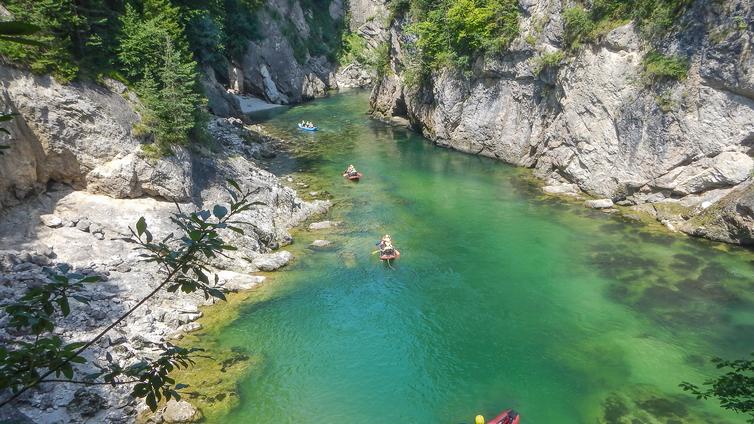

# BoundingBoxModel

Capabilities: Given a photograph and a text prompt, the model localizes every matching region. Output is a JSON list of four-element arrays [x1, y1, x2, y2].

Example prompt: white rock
[[308, 220, 341, 230], [40, 214, 63, 228], [215, 270, 266, 291], [657, 152, 754, 195], [542, 185, 579, 196], [584, 199, 614, 209], [252, 251, 293, 271], [158, 400, 202, 423], [310, 239, 332, 248]]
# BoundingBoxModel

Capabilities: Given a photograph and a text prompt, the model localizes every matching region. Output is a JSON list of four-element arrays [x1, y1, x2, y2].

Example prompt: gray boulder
[[252, 251, 294, 271], [310, 239, 333, 248], [67, 388, 107, 417], [585, 199, 614, 209], [40, 214, 63, 228], [157, 400, 202, 424]]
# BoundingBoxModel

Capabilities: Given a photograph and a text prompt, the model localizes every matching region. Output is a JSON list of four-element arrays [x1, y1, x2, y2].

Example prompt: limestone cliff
[[205, 0, 346, 108], [370, 0, 754, 245], [0, 61, 328, 422]]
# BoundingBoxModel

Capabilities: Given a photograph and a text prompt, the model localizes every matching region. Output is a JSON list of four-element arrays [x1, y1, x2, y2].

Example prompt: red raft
[[488, 409, 520, 424], [379, 249, 400, 261], [343, 172, 362, 181]]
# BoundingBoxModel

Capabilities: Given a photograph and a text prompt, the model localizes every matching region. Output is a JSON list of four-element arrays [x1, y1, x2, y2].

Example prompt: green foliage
[[642, 51, 688, 80], [280, 0, 346, 64], [339, 32, 371, 66], [374, 42, 392, 77], [680, 353, 754, 423], [117, 1, 204, 149], [562, 0, 693, 50], [531, 50, 564, 75], [563, 6, 594, 50], [387, 0, 517, 77], [0, 265, 98, 392], [0, 0, 266, 151], [339, 32, 391, 78], [406, 0, 518, 76], [0, 182, 260, 411]]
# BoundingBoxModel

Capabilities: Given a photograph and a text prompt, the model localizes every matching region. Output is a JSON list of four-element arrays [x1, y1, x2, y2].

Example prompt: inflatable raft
[[343, 172, 362, 181], [488, 409, 520, 424], [380, 249, 400, 261], [298, 124, 318, 131]]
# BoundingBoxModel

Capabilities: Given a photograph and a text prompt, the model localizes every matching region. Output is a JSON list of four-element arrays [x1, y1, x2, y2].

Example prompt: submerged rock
[[310, 239, 333, 248], [585, 199, 614, 209], [308, 220, 341, 230]]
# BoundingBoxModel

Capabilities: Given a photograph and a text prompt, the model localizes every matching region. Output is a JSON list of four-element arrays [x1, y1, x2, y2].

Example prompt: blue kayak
[[298, 124, 318, 131]]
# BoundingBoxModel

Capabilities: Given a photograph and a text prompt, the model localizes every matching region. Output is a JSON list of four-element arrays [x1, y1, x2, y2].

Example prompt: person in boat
[[376, 234, 392, 249], [380, 240, 396, 256], [343, 164, 358, 176]]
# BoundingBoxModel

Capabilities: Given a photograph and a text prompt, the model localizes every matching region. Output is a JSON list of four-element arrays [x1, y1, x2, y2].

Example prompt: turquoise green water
[[212, 91, 754, 423]]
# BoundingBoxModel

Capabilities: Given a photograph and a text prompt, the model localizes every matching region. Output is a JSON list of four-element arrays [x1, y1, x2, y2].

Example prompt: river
[[198, 91, 753, 423]]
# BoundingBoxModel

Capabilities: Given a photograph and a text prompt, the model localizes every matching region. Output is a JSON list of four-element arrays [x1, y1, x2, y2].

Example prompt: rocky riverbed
[[0, 63, 331, 423]]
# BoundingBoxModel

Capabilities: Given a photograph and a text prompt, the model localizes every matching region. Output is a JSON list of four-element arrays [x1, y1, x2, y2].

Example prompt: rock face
[[0, 57, 329, 423], [236, 0, 343, 104], [0, 65, 191, 208], [370, 0, 754, 244]]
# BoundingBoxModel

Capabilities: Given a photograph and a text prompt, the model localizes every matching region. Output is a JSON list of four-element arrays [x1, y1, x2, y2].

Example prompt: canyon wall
[[370, 0, 754, 244]]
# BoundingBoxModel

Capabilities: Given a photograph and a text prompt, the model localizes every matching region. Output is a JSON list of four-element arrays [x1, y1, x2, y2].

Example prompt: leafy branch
[[680, 353, 754, 423], [0, 180, 261, 412]]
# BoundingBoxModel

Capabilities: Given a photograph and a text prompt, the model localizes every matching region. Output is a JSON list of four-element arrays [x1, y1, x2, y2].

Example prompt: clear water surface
[[207, 91, 753, 423]]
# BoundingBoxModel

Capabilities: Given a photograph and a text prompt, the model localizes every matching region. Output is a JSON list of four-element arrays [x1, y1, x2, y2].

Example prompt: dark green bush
[[409, 0, 519, 74], [0, 0, 267, 151], [563, 0, 693, 49]]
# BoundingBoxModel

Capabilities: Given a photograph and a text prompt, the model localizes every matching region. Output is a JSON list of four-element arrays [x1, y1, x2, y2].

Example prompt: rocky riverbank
[[369, 0, 754, 246], [0, 62, 329, 422]]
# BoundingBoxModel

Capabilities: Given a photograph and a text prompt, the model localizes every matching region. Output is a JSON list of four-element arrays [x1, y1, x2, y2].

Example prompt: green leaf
[[72, 295, 90, 304], [227, 179, 241, 192], [81, 275, 101, 283], [213, 205, 228, 219], [145, 392, 157, 411], [58, 296, 70, 316], [136, 217, 147, 237], [189, 230, 202, 241], [61, 364, 74, 379], [228, 226, 244, 235]]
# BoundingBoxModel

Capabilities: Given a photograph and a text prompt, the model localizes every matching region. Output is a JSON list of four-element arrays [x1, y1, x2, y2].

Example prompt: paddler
[[376, 234, 392, 249], [343, 164, 357, 176]]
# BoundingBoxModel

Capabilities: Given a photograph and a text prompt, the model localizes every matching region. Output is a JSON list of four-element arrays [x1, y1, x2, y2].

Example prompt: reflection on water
[[201, 91, 752, 423]]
